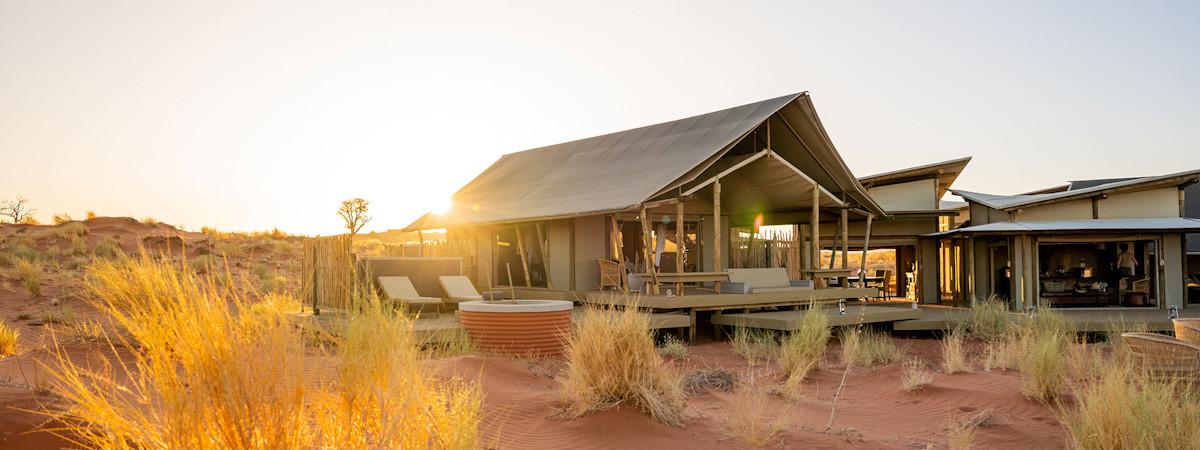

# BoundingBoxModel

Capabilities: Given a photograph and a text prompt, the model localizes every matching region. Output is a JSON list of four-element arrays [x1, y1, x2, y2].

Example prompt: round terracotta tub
[[458, 300, 573, 356]]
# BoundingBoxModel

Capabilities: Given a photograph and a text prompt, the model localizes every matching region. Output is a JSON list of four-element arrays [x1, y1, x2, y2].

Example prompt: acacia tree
[[337, 198, 370, 237], [0, 197, 35, 224]]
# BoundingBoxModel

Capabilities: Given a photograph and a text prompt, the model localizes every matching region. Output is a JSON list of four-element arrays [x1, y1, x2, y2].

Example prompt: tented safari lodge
[[394, 92, 1200, 335]]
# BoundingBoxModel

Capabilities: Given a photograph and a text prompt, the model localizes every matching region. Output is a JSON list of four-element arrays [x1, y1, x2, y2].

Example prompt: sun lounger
[[1173, 318, 1200, 346], [1121, 332, 1200, 382], [438, 275, 485, 303], [378, 276, 442, 318]]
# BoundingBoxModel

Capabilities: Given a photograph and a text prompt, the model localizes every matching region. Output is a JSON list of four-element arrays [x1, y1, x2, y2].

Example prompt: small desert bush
[[722, 382, 790, 447], [140, 217, 159, 225], [900, 359, 934, 392], [15, 258, 43, 296], [0, 321, 18, 356], [56, 221, 87, 238], [779, 305, 830, 388], [68, 234, 88, 255], [42, 306, 76, 325], [1018, 311, 1070, 403], [0, 241, 37, 266], [982, 334, 1022, 372], [839, 327, 902, 367], [92, 236, 122, 259], [941, 327, 970, 374], [215, 239, 242, 257], [188, 253, 222, 274], [1061, 361, 1200, 449], [52, 213, 72, 224], [658, 334, 688, 359], [560, 303, 685, 426], [85, 211, 97, 220], [967, 296, 1011, 341], [732, 325, 776, 364], [47, 255, 482, 449]]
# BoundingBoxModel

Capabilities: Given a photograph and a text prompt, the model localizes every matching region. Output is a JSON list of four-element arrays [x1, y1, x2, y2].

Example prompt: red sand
[[431, 339, 1068, 449]]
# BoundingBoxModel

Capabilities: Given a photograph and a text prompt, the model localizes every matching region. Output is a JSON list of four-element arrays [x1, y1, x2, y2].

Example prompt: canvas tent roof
[[952, 169, 1200, 211], [926, 217, 1200, 237], [405, 93, 884, 231], [858, 156, 971, 200]]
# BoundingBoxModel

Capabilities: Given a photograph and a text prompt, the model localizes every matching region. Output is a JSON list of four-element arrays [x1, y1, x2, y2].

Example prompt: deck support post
[[859, 214, 874, 289], [840, 208, 849, 289], [810, 186, 820, 285], [514, 225, 532, 288], [640, 206, 660, 295], [713, 180, 723, 293], [610, 215, 628, 292], [569, 219, 576, 291], [688, 309, 697, 343], [675, 200, 685, 295], [535, 222, 553, 290]]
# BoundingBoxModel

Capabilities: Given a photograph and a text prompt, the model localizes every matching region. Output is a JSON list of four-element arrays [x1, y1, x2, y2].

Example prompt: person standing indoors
[[1117, 243, 1138, 278]]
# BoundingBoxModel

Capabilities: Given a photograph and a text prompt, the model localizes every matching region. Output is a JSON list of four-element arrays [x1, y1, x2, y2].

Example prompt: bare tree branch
[[0, 196, 35, 224], [337, 198, 370, 238]]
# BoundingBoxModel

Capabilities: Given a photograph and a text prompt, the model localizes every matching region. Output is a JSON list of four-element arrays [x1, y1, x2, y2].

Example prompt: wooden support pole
[[675, 200, 685, 295], [810, 186, 820, 285], [535, 222, 553, 290], [840, 208, 849, 289], [514, 224, 532, 288], [858, 214, 874, 288], [713, 180, 723, 294], [639, 206, 660, 294], [610, 215, 627, 292], [569, 219, 576, 291], [417, 230, 425, 257], [827, 223, 838, 270]]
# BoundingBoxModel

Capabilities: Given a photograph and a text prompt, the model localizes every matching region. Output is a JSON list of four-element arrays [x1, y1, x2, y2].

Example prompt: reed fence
[[302, 235, 354, 312]]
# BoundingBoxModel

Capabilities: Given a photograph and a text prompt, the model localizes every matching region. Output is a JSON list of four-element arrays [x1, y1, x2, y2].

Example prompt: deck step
[[712, 305, 922, 330]]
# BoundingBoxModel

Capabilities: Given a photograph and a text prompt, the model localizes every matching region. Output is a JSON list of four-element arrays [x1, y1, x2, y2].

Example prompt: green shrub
[[658, 335, 688, 359], [57, 222, 88, 239], [967, 296, 1011, 341], [93, 237, 123, 259]]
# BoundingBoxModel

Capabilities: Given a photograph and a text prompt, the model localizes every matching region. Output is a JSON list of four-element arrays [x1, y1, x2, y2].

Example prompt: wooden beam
[[714, 180, 723, 293], [514, 224, 532, 288], [858, 214, 874, 288], [569, 219, 576, 291], [676, 201, 684, 294], [640, 206, 660, 294], [810, 186, 820, 284], [611, 215, 627, 292], [840, 208, 849, 288], [535, 222, 553, 290]]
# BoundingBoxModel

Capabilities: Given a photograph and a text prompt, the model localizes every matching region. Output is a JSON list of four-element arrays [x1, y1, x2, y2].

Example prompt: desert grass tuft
[[92, 236, 122, 259], [982, 334, 1022, 372], [1061, 361, 1200, 450], [15, 258, 43, 296], [721, 380, 790, 447], [658, 334, 688, 359], [966, 296, 1011, 341], [839, 327, 902, 367], [779, 305, 830, 391], [45, 255, 481, 449], [900, 359, 934, 392], [732, 324, 777, 365], [941, 327, 971, 374], [0, 321, 18, 356], [560, 301, 685, 426], [1017, 309, 1070, 403]]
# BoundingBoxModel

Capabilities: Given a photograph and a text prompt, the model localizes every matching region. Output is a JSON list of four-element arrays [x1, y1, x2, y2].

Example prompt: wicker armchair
[[1121, 332, 1200, 381], [598, 259, 623, 291], [1173, 319, 1200, 346]]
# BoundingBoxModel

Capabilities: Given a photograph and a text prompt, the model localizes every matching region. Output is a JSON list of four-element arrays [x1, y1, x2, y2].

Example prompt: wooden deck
[[893, 306, 1200, 332], [580, 288, 877, 311], [290, 307, 690, 343], [713, 303, 921, 330]]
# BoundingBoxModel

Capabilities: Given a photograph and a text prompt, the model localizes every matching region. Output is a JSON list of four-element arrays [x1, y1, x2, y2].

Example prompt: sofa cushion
[[727, 268, 791, 290]]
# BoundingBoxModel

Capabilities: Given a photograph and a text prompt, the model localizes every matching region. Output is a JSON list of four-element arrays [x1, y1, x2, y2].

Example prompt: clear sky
[[2, 1, 1197, 235]]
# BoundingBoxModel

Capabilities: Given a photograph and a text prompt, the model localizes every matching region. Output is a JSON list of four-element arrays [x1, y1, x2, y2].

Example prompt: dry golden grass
[[658, 334, 689, 359], [1018, 310, 1070, 403], [941, 327, 970, 374], [981, 334, 1022, 372], [839, 327, 902, 367], [966, 296, 1011, 341], [44, 255, 481, 449], [732, 324, 776, 365], [1061, 359, 1200, 449], [560, 301, 685, 426], [900, 359, 933, 392], [14, 258, 42, 296], [0, 320, 18, 356], [779, 305, 830, 390], [721, 382, 790, 447], [92, 236, 122, 259]]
